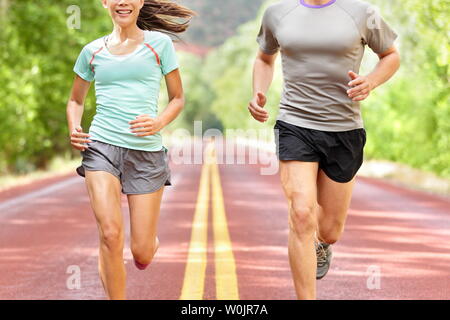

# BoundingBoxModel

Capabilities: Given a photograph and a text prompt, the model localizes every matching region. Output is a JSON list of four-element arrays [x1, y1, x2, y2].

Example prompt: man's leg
[[316, 170, 356, 244], [280, 160, 319, 300]]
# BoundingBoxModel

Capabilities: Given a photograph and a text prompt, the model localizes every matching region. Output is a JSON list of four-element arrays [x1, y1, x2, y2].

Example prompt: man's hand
[[347, 71, 374, 102], [248, 92, 269, 122], [70, 126, 92, 151], [129, 114, 163, 137]]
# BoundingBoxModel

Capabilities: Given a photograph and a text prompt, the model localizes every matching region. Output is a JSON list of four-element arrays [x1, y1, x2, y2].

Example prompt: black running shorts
[[274, 120, 367, 183]]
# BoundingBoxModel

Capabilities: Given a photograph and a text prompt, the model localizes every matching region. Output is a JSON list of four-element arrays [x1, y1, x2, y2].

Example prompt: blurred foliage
[[180, 0, 265, 46], [361, 0, 449, 177], [0, 0, 110, 174], [173, 52, 223, 133], [0, 0, 448, 179]]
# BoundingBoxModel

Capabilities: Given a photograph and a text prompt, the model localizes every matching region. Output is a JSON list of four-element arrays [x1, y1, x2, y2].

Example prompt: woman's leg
[[316, 170, 356, 244], [127, 186, 165, 268], [280, 160, 319, 300], [84, 170, 126, 300]]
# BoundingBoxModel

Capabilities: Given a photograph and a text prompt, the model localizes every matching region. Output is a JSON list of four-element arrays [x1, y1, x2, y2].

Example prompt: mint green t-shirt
[[73, 30, 179, 151]]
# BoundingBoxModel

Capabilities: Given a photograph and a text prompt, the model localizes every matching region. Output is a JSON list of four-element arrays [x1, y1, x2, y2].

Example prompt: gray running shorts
[[76, 139, 172, 195]]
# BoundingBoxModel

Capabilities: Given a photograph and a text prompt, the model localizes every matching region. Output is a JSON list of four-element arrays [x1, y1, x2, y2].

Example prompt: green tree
[[0, 1, 110, 174]]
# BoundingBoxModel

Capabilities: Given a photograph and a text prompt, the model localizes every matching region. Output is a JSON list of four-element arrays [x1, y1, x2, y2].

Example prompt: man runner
[[249, 0, 400, 299]]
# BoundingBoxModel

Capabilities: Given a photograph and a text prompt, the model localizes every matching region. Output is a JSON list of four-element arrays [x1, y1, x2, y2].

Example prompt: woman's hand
[[347, 71, 374, 102], [129, 114, 163, 137], [70, 126, 92, 151]]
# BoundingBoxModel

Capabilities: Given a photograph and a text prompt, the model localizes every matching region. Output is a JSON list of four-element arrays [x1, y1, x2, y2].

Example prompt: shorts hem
[[77, 165, 121, 181], [122, 183, 169, 195], [123, 190, 162, 195], [122, 174, 172, 195], [278, 157, 320, 163], [319, 167, 354, 184]]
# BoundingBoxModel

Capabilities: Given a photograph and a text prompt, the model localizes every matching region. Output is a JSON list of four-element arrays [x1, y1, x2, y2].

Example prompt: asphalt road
[[0, 141, 449, 300]]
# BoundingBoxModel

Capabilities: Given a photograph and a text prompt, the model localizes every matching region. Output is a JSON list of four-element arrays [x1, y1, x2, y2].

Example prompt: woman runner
[[66, 0, 194, 299]]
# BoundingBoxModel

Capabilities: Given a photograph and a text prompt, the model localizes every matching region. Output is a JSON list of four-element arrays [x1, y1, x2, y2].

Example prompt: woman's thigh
[[84, 170, 124, 237], [127, 187, 165, 247]]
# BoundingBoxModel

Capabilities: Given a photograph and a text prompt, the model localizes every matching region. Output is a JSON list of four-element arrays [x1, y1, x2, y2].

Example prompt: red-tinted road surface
[[0, 142, 449, 300]]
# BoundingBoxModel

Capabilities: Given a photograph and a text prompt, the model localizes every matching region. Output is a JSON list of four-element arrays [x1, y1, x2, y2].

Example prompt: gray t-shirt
[[257, 0, 398, 131]]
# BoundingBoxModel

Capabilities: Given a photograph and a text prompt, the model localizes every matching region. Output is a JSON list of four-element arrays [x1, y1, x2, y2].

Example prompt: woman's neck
[[111, 24, 143, 42]]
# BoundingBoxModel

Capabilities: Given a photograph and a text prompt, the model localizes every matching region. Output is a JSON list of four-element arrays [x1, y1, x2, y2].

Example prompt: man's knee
[[289, 197, 317, 239], [318, 216, 345, 244]]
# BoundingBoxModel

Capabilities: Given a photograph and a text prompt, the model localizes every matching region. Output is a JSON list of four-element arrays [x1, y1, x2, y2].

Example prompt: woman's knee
[[100, 224, 124, 252], [131, 240, 158, 265]]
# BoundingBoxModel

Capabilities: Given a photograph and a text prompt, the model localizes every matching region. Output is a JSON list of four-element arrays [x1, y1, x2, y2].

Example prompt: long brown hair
[[137, 0, 195, 36]]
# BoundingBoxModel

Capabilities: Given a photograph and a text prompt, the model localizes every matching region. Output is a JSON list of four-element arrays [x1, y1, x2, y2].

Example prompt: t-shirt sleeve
[[160, 36, 179, 76], [73, 46, 95, 81], [256, 7, 280, 55], [363, 6, 398, 54]]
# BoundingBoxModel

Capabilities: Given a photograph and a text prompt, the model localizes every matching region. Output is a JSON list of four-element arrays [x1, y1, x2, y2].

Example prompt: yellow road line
[[211, 147, 240, 300], [180, 142, 239, 300], [179, 145, 212, 300]]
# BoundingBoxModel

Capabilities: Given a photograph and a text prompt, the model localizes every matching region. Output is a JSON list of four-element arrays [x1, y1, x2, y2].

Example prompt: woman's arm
[[347, 45, 401, 101], [66, 75, 92, 151], [249, 49, 278, 123], [129, 69, 185, 136], [159, 69, 185, 128]]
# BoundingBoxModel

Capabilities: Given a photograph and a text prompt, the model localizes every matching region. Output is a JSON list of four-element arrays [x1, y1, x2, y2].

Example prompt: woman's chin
[[113, 18, 136, 28]]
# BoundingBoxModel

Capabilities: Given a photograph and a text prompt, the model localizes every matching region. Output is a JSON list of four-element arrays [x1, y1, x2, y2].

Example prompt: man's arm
[[249, 49, 278, 122], [347, 45, 401, 101]]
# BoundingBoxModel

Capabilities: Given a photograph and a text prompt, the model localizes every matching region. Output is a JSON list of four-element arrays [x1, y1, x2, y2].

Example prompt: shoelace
[[316, 242, 328, 267]]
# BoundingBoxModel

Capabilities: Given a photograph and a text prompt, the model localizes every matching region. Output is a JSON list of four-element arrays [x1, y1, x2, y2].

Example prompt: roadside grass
[[0, 148, 448, 198], [0, 155, 81, 192]]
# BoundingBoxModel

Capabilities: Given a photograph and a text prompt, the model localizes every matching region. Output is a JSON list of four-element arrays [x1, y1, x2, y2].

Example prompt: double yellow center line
[[180, 142, 239, 300]]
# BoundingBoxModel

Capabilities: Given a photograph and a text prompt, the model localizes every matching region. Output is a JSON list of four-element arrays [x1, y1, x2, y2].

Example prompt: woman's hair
[[137, 0, 195, 36]]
